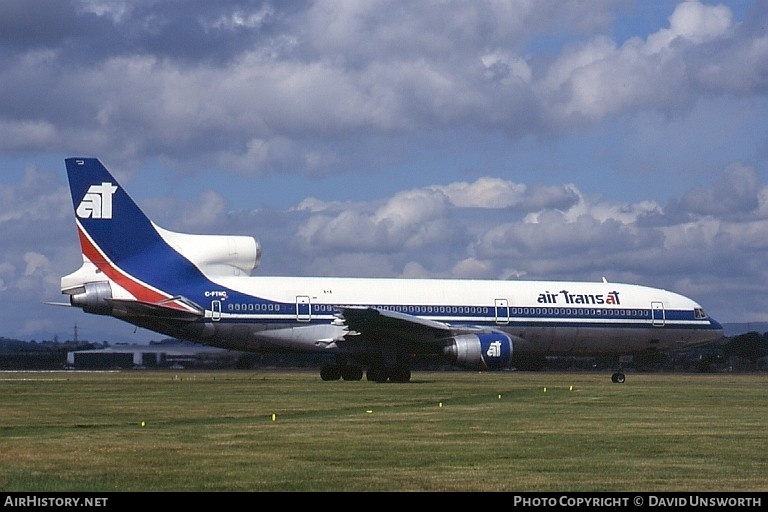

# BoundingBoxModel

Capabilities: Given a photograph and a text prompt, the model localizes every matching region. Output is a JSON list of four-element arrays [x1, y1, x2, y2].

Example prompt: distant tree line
[[514, 332, 768, 373], [721, 331, 768, 367]]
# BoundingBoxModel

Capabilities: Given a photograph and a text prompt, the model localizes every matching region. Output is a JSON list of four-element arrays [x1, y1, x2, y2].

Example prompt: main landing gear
[[320, 354, 413, 383], [319, 363, 412, 382], [320, 364, 363, 381]]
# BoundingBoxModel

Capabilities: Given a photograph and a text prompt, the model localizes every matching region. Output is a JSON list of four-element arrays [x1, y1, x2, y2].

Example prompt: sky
[[1, 0, 767, 344]]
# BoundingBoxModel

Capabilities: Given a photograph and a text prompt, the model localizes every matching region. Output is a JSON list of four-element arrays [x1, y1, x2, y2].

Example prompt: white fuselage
[[182, 275, 722, 355]]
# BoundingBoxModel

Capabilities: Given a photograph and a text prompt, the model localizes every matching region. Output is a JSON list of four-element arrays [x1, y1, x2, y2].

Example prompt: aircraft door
[[296, 295, 311, 322], [495, 298, 509, 325], [211, 300, 221, 322], [651, 301, 665, 326]]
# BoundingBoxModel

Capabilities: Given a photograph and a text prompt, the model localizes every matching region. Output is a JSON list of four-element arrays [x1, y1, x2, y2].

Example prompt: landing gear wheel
[[341, 365, 363, 381], [611, 372, 626, 383], [366, 366, 388, 383], [320, 365, 341, 381], [388, 367, 411, 383]]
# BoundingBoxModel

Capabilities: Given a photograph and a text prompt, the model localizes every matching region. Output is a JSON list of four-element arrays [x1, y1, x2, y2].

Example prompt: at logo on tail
[[76, 182, 118, 219]]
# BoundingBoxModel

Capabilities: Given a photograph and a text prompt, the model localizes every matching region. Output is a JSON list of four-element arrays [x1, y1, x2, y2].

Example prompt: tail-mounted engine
[[68, 281, 113, 315], [443, 331, 514, 370]]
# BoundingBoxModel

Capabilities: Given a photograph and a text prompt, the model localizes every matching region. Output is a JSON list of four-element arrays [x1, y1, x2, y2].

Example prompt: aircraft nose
[[708, 317, 725, 341]]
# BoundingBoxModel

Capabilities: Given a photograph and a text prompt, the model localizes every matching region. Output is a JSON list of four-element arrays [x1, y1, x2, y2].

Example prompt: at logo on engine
[[478, 332, 512, 369], [486, 340, 503, 358]]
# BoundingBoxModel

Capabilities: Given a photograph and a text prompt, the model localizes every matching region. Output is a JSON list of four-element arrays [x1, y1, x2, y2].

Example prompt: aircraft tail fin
[[65, 158, 161, 274], [62, 157, 202, 310], [62, 158, 260, 310]]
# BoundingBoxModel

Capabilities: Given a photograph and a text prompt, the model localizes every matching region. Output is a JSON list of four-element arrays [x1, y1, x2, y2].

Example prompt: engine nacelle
[[443, 332, 513, 370], [69, 281, 113, 315], [156, 226, 261, 277]]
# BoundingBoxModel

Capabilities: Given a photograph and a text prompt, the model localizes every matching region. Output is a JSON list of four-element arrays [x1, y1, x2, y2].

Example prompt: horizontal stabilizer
[[108, 296, 205, 320], [43, 301, 73, 306]]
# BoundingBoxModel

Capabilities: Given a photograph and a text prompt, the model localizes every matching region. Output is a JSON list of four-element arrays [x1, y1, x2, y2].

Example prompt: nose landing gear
[[611, 355, 627, 383]]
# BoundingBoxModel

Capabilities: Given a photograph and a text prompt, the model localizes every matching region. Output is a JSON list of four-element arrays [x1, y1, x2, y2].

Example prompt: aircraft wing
[[336, 306, 480, 343]]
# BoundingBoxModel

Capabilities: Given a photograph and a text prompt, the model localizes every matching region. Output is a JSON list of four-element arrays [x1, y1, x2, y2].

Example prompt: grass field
[[0, 369, 766, 492]]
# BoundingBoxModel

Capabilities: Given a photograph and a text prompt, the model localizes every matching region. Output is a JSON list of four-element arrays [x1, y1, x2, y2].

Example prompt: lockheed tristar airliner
[[58, 158, 724, 382]]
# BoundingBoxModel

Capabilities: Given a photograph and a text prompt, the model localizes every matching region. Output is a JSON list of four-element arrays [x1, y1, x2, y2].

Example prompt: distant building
[[67, 342, 239, 369]]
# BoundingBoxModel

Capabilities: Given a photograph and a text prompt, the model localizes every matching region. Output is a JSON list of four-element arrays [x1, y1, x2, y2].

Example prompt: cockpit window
[[694, 308, 708, 319]]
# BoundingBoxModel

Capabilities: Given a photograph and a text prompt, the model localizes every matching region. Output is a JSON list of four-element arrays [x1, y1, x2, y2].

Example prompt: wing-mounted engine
[[155, 225, 261, 277], [443, 331, 514, 370]]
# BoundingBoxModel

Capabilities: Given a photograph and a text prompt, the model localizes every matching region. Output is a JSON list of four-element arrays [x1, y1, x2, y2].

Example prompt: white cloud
[[451, 257, 495, 279], [178, 190, 228, 229], [647, 0, 734, 52], [431, 177, 527, 208], [23, 252, 50, 277], [539, 1, 741, 123], [0, 0, 761, 172]]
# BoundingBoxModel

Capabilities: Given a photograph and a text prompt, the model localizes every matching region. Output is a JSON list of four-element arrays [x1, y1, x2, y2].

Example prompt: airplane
[[57, 157, 725, 383]]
